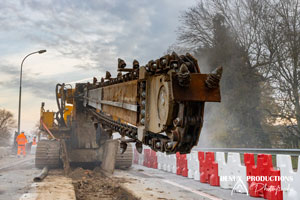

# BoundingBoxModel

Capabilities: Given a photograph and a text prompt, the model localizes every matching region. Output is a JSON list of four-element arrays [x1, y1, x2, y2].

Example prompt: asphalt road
[[0, 154, 39, 200], [0, 154, 259, 200], [115, 164, 258, 200]]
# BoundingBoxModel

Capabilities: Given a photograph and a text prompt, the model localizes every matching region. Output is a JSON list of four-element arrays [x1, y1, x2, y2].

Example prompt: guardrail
[[193, 147, 300, 156]]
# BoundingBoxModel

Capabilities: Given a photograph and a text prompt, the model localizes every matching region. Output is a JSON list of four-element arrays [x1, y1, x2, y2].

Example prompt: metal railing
[[193, 147, 300, 156]]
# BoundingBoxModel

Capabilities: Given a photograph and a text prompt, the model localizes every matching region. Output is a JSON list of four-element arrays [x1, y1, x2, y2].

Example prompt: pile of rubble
[[70, 167, 139, 200]]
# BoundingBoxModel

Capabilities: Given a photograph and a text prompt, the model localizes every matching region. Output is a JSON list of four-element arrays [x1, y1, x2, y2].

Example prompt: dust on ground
[[70, 167, 140, 200]]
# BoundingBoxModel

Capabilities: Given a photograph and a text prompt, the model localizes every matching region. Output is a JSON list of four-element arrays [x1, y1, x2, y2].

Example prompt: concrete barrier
[[133, 148, 300, 200], [187, 151, 200, 180], [216, 152, 247, 193], [277, 155, 300, 200]]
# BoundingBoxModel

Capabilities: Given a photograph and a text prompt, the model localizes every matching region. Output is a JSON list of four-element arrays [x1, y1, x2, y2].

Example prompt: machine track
[[35, 140, 61, 169], [115, 143, 133, 169]]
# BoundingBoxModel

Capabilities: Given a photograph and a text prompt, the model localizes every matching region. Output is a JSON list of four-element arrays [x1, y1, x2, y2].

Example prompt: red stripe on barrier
[[150, 150, 158, 169], [143, 149, 151, 167], [176, 153, 188, 176], [199, 151, 220, 186], [137, 149, 285, 200], [176, 152, 182, 175], [244, 153, 283, 200], [142, 149, 158, 169], [133, 148, 139, 164]]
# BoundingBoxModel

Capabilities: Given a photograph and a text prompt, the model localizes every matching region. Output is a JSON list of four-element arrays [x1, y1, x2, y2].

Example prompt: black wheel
[[35, 140, 61, 169], [115, 143, 133, 169]]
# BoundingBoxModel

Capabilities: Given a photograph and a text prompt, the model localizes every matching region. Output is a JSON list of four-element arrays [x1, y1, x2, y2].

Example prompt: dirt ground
[[70, 167, 140, 200]]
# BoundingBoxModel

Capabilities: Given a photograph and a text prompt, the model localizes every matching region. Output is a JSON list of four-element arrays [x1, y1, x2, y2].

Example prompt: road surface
[[0, 154, 259, 200], [0, 154, 39, 200], [114, 164, 258, 200]]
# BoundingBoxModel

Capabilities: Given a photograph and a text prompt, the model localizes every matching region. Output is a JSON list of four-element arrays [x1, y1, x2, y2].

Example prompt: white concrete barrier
[[133, 148, 299, 199], [188, 151, 200, 180], [168, 154, 176, 174], [162, 154, 168, 171], [166, 155, 172, 172], [187, 154, 193, 178], [192, 151, 200, 181], [157, 152, 164, 170], [277, 155, 300, 200], [138, 149, 144, 165], [216, 152, 247, 193], [159, 153, 176, 174]]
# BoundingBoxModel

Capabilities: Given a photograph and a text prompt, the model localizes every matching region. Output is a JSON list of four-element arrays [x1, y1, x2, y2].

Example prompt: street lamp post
[[17, 49, 47, 136]]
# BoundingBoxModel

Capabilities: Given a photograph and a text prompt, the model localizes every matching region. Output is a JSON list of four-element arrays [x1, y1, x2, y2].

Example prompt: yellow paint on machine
[[63, 105, 73, 123], [102, 80, 138, 125], [41, 111, 55, 129]]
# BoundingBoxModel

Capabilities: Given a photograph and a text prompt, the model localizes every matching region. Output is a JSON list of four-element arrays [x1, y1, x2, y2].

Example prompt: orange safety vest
[[16, 133, 28, 145]]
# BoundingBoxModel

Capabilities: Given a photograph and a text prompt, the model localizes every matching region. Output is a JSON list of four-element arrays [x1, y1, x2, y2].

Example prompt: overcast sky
[[0, 0, 197, 133]]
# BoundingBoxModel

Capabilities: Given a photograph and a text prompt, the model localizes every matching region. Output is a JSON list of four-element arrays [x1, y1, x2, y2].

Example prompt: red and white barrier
[[137, 149, 144, 165], [133, 148, 139, 164], [199, 151, 220, 186], [245, 153, 283, 200], [143, 149, 158, 169], [176, 152, 188, 177], [216, 152, 247, 193], [132, 149, 299, 200], [277, 155, 300, 200], [167, 154, 177, 173], [162, 154, 168, 171], [187, 151, 200, 180], [157, 152, 164, 170]]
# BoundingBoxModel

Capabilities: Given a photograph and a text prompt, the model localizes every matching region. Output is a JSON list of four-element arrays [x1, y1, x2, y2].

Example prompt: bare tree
[[178, 0, 273, 72], [0, 109, 16, 146], [177, 0, 300, 147], [260, 0, 300, 145]]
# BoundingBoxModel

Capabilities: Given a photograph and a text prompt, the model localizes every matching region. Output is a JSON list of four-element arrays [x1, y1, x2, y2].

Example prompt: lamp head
[[38, 49, 47, 54]]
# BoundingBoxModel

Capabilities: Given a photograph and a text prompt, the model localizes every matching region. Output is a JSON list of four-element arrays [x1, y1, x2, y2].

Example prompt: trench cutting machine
[[36, 52, 222, 173]]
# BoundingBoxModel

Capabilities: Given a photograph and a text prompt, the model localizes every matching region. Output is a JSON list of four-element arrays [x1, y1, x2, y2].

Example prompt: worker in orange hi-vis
[[16, 131, 28, 157], [32, 136, 37, 145]]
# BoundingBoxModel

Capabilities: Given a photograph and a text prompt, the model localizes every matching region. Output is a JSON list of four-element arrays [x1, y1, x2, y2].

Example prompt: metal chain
[[87, 52, 203, 153]]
